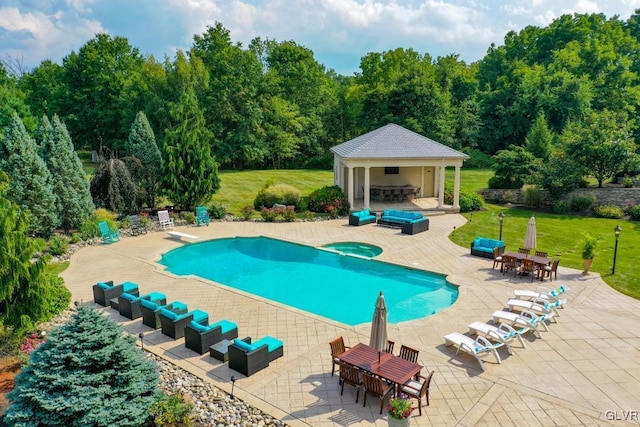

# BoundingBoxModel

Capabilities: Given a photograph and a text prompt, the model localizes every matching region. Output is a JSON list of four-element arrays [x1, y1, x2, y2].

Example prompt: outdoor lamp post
[[139, 332, 145, 351], [498, 212, 505, 241], [612, 225, 621, 274]]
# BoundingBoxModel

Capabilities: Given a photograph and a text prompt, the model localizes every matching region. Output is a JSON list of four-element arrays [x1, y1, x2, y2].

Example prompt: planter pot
[[582, 259, 593, 275], [388, 417, 411, 427]]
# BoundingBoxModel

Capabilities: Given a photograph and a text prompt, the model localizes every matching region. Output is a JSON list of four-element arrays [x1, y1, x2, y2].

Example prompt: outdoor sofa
[[92, 280, 139, 307], [228, 336, 284, 377], [349, 209, 377, 226], [184, 319, 239, 355], [377, 209, 429, 235], [470, 237, 506, 259]]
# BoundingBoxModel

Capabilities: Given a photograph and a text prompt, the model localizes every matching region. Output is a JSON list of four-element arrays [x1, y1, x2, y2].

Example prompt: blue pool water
[[322, 242, 383, 258], [159, 236, 458, 326]]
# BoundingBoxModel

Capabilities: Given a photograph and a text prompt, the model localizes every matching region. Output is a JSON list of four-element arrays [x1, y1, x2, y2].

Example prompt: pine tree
[[0, 113, 57, 236], [33, 115, 54, 163], [90, 157, 141, 214], [5, 304, 160, 427], [46, 115, 95, 231], [125, 111, 163, 208], [525, 112, 553, 160], [163, 87, 220, 211]]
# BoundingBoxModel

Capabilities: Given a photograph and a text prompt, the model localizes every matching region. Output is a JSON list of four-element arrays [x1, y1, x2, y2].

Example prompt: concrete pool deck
[[62, 215, 640, 426]]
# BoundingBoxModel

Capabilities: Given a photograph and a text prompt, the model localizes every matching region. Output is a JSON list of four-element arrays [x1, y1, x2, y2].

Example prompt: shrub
[[240, 205, 254, 221], [208, 202, 228, 219], [47, 235, 69, 256], [282, 206, 296, 222], [260, 207, 278, 222], [592, 205, 624, 219], [523, 186, 544, 208], [253, 184, 301, 210], [307, 185, 350, 215], [445, 187, 484, 212], [569, 194, 596, 212], [70, 232, 82, 244], [581, 234, 599, 259], [461, 148, 493, 169], [149, 392, 195, 427], [552, 200, 570, 214], [182, 211, 196, 224], [45, 275, 71, 320], [624, 178, 635, 188], [78, 208, 118, 239], [630, 205, 640, 220]]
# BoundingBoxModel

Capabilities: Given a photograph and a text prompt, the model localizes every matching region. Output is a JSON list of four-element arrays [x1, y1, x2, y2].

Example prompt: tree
[[125, 111, 162, 208], [0, 172, 54, 331], [90, 157, 140, 214], [163, 87, 220, 211], [535, 151, 583, 199], [0, 113, 57, 236], [5, 304, 160, 426], [562, 110, 637, 187], [525, 112, 554, 159], [47, 115, 95, 231], [488, 145, 537, 189]]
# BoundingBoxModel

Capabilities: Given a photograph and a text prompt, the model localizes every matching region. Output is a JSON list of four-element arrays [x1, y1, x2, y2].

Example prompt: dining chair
[[535, 251, 548, 258], [362, 372, 394, 414], [329, 336, 350, 376], [398, 345, 420, 364], [542, 259, 560, 282], [400, 370, 434, 415], [492, 247, 503, 270], [339, 363, 362, 402], [502, 255, 519, 276], [518, 248, 531, 255], [385, 340, 395, 354], [520, 258, 538, 281]]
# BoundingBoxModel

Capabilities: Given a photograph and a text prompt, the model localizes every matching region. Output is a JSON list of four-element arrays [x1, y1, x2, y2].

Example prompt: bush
[[208, 202, 228, 219], [47, 235, 69, 256], [253, 183, 301, 210], [149, 392, 195, 427], [592, 205, 624, 219], [70, 232, 82, 244], [240, 205, 254, 221], [182, 212, 196, 224], [78, 208, 118, 239], [45, 275, 71, 320], [444, 187, 484, 212], [569, 194, 596, 212], [260, 206, 278, 222], [523, 186, 544, 208], [630, 205, 640, 220], [461, 148, 493, 169], [552, 200, 570, 214], [307, 185, 350, 215], [624, 178, 635, 188]]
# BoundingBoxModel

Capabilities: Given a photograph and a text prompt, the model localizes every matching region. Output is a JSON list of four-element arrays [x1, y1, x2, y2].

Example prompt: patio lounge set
[[349, 209, 429, 235], [92, 280, 283, 377]]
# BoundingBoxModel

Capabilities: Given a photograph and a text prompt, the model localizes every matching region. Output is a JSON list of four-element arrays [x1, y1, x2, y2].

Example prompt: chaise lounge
[[118, 292, 167, 320], [377, 209, 429, 235], [443, 332, 502, 371], [184, 319, 239, 355], [349, 209, 377, 226], [470, 237, 505, 259], [93, 280, 139, 307], [228, 336, 284, 376]]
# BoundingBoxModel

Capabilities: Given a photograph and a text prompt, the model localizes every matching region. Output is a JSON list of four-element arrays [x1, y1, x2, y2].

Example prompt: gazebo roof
[[330, 123, 469, 160]]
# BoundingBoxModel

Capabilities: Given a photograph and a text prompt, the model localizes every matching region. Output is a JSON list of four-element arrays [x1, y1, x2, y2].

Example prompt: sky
[[1, 0, 640, 76]]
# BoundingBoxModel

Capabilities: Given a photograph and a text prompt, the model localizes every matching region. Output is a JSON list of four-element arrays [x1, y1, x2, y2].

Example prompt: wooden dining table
[[335, 343, 422, 390], [502, 251, 551, 279]]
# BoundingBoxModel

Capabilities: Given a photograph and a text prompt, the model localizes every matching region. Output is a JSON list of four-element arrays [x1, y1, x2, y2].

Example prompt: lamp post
[[139, 332, 145, 351], [230, 375, 236, 398], [612, 225, 621, 274], [498, 212, 505, 241]]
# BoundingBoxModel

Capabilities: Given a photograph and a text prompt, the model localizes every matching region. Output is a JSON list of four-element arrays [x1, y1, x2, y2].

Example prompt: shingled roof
[[331, 123, 469, 160]]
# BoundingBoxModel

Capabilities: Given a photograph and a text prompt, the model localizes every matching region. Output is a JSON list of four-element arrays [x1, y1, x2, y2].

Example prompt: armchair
[[228, 336, 284, 377], [159, 307, 208, 340], [92, 280, 139, 307], [118, 292, 166, 320], [141, 300, 186, 329], [184, 319, 238, 354]]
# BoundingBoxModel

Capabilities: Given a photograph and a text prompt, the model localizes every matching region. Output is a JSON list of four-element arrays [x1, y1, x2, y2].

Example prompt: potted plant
[[387, 396, 414, 426], [581, 233, 598, 275]]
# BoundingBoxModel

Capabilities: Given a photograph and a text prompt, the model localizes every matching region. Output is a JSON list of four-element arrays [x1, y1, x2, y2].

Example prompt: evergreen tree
[[5, 304, 160, 427], [163, 87, 220, 211], [47, 115, 95, 231], [33, 115, 54, 163], [0, 113, 57, 236], [525, 112, 553, 160], [90, 157, 140, 214], [0, 172, 52, 331], [125, 111, 162, 208]]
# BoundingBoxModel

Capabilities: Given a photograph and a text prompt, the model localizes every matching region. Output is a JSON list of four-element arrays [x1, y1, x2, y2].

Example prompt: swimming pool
[[322, 242, 383, 258], [159, 236, 458, 326]]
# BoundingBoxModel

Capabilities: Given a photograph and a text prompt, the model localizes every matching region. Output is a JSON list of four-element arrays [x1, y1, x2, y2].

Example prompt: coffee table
[[209, 339, 233, 362]]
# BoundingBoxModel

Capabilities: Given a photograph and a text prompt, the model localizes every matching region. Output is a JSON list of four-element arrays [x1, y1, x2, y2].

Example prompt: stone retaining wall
[[481, 187, 640, 208]]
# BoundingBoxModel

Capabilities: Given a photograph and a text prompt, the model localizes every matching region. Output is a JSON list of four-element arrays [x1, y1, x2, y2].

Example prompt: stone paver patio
[[62, 215, 640, 426]]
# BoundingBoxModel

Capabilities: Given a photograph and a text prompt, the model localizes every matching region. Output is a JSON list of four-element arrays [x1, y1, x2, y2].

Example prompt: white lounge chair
[[492, 310, 547, 338], [158, 210, 174, 231], [507, 298, 560, 318], [513, 285, 568, 308], [468, 321, 526, 351], [443, 332, 502, 371]]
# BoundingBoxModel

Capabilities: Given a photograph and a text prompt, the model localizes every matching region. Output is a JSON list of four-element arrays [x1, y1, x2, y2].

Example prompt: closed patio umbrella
[[369, 291, 388, 352], [523, 215, 537, 250]]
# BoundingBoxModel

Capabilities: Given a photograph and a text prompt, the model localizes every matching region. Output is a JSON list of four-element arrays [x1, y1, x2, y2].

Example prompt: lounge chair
[[128, 215, 147, 235], [468, 320, 526, 350], [492, 310, 547, 338], [507, 298, 560, 318], [98, 221, 120, 244], [141, 300, 186, 329], [184, 319, 239, 355], [443, 332, 501, 371], [92, 280, 139, 307], [157, 209, 174, 230], [228, 336, 284, 377], [159, 306, 208, 340], [118, 292, 166, 320], [513, 285, 568, 308], [195, 206, 210, 227]]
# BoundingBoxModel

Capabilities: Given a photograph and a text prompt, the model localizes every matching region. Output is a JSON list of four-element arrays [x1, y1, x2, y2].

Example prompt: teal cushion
[[211, 320, 237, 334], [189, 320, 209, 333], [148, 292, 166, 302], [121, 292, 138, 301], [171, 301, 188, 312], [140, 299, 159, 310], [233, 338, 255, 352], [122, 281, 138, 293], [191, 309, 208, 323], [96, 281, 112, 290], [159, 308, 178, 320], [253, 336, 283, 353]]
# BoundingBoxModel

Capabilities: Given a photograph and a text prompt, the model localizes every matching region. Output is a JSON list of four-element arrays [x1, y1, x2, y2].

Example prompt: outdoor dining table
[[335, 343, 422, 392], [502, 251, 551, 279]]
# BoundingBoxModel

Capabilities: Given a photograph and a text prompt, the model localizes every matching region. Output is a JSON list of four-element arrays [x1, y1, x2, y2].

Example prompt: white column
[[364, 166, 371, 210], [437, 166, 445, 208], [453, 165, 461, 209], [347, 166, 354, 211]]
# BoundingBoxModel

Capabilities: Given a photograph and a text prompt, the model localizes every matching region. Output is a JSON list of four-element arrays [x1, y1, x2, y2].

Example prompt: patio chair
[[443, 332, 501, 371], [128, 215, 147, 235], [492, 247, 504, 270], [329, 336, 350, 376], [362, 372, 394, 414], [492, 310, 547, 338], [338, 362, 362, 403], [502, 255, 520, 276], [118, 292, 166, 320], [98, 221, 120, 244], [507, 297, 560, 318], [385, 340, 395, 354], [541, 259, 560, 282], [92, 280, 139, 307], [400, 370, 434, 416], [195, 206, 210, 227], [513, 284, 567, 307], [535, 250, 548, 258], [468, 320, 526, 350], [184, 319, 239, 355], [159, 307, 208, 340], [398, 344, 419, 363], [141, 300, 186, 329], [157, 209, 174, 231], [519, 258, 539, 281], [518, 248, 530, 255], [228, 336, 284, 377]]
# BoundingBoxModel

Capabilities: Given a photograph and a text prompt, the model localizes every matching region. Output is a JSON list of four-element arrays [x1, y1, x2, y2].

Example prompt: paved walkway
[[61, 216, 640, 426]]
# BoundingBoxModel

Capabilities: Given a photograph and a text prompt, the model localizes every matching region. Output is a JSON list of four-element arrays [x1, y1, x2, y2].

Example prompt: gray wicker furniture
[[141, 300, 186, 329], [228, 336, 284, 377], [159, 307, 208, 340], [92, 280, 139, 307], [184, 319, 239, 355], [118, 292, 166, 320]]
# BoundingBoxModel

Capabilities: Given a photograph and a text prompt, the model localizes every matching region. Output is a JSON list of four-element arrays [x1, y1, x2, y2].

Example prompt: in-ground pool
[[322, 242, 383, 258], [159, 236, 458, 326]]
